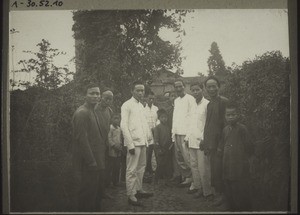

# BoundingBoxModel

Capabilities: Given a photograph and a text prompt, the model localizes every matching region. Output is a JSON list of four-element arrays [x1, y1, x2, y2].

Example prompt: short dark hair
[[204, 76, 220, 88], [174, 79, 185, 87], [131, 80, 144, 91], [190, 82, 203, 90], [157, 109, 168, 119], [225, 101, 238, 111], [101, 87, 113, 95], [85, 83, 99, 94]]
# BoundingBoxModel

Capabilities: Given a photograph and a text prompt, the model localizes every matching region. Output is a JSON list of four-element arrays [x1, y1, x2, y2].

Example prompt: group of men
[[72, 75, 249, 212]]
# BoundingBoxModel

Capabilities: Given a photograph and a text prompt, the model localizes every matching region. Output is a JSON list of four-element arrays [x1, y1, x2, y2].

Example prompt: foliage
[[72, 10, 188, 109], [16, 39, 74, 90], [207, 42, 229, 77], [223, 51, 290, 210]]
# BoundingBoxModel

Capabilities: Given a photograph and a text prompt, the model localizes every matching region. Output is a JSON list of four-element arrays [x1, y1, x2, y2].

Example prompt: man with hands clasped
[[120, 81, 154, 206]]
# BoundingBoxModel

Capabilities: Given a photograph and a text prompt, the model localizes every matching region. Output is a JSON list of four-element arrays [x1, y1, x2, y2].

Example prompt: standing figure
[[94, 89, 113, 198], [172, 79, 197, 189], [217, 102, 253, 211], [144, 91, 158, 179], [202, 76, 228, 206], [188, 82, 214, 200], [107, 113, 122, 187], [121, 81, 154, 206], [72, 84, 105, 212], [153, 109, 173, 184]]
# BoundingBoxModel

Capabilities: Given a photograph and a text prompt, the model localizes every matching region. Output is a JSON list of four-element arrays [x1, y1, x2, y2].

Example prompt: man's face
[[225, 108, 238, 125], [132, 84, 145, 101], [205, 79, 219, 98], [174, 81, 185, 96], [86, 87, 100, 105], [159, 114, 168, 124], [101, 91, 113, 107], [147, 95, 155, 106], [112, 117, 120, 126], [190, 85, 203, 100], [169, 92, 177, 103]]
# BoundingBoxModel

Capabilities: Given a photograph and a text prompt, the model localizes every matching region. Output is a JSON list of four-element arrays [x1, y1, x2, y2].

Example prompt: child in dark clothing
[[153, 109, 173, 185], [107, 114, 123, 187], [217, 102, 254, 211]]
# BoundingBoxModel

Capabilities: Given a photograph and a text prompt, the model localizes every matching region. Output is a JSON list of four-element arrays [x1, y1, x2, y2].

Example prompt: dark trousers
[[210, 150, 223, 193], [120, 154, 127, 182], [78, 169, 105, 212], [145, 144, 155, 174], [108, 156, 121, 185], [224, 179, 252, 211], [154, 150, 172, 180]]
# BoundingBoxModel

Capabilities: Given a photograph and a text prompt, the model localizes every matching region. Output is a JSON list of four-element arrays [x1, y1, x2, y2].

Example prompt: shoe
[[211, 194, 224, 206], [204, 194, 214, 202], [187, 189, 199, 194], [135, 191, 154, 198], [128, 198, 143, 207], [194, 192, 204, 199]]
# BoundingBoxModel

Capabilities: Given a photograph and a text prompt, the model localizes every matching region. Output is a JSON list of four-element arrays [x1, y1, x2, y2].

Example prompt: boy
[[217, 102, 253, 211], [153, 109, 173, 184], [107, 114, 122, 187]]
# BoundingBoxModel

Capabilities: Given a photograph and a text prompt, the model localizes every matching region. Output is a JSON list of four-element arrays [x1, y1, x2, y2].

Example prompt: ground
[[102, 181, 228, 213]]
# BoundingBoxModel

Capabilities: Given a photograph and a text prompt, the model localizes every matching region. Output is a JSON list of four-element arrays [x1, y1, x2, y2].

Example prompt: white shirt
[[188, 97, 209, 149], [144, 104, 158, 130], [121, 97, 152, 150], [172, 93, 197, 138]]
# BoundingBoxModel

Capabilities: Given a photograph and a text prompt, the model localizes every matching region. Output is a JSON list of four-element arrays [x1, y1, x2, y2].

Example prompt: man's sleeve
[[217, 128, 226, 153], [108, 128, 116, 147], [153, 126, 159, 144], [120, 103, 134, 150], [73, 111, 96, 165], [186, 97, 197, 140]]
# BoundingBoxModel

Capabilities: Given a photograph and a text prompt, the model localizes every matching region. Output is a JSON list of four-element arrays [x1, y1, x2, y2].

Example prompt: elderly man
[[72, 84, 106, 212], [95, 89, 114, 197], [172, 79, 197, 189], [202, 76, 228, 206], [121, 81, 153, 206]]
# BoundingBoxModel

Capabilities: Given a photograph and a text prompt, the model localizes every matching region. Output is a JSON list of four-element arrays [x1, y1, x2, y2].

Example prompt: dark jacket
[[203, 96, 228, 151], [72, 103, 106, 171]]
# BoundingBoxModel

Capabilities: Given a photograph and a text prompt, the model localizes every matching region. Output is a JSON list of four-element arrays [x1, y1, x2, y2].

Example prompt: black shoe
[[187, 189, 199, 194], [128, 198, 143, 207], [135, 192, 154, 198]]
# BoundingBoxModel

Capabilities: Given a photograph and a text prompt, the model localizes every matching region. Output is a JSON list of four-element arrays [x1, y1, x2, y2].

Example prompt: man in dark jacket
[[201, 76, 228, 206], [72, 84, 106, 212]]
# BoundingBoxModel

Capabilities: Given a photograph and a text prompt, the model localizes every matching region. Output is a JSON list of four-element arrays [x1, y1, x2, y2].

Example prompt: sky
[[9, 9, 289, 86]]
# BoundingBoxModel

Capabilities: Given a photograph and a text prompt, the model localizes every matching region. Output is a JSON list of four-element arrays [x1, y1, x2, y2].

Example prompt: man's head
[[190, 82, 203, 101], [131, 80, 145, 102], [169, 91, 177, 104], [225, 101, 239, 126], [146, 91, 155, 107], [100, 89, 114, 108], [85, 83, 100, 105], [157, 109, 168, 124], [174, 79, 185, 97], [204, 76, 220, 98], [111, 113, 121, 127]]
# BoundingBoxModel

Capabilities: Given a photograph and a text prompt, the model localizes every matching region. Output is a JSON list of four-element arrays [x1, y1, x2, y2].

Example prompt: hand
[[199, 140, 204, 151], [171, 134, 175, 142], [204, 148, 210, 156], [129, 148, 135, 155]]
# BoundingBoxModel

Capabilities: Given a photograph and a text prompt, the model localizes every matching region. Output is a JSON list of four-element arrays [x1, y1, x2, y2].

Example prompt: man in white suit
[[121, 81, 154, 206]]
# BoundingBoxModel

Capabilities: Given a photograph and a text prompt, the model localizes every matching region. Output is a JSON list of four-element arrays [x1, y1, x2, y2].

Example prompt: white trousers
[[189, 148, 213, 196], [174, 135, 192, 178], [126, 146, 146, 197]]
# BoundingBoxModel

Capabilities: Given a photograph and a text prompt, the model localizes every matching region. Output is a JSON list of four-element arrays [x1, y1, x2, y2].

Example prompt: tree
[[72, 10, 189, 108], [207, 42, 227, 77], [16, 39, 73, 90]]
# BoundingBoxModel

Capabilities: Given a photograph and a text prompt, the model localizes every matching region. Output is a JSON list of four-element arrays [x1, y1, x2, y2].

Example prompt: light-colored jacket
[[108, 124, 122, 157], [188, 97, 209, 149], [121, 97, 152, 150]]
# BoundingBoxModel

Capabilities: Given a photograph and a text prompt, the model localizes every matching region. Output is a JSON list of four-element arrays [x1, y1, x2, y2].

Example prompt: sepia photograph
[[5, 1, 295, 213]]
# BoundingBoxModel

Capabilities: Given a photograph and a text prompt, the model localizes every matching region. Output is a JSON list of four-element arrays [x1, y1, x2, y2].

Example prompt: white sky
[[9, 9, 289, 86]]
